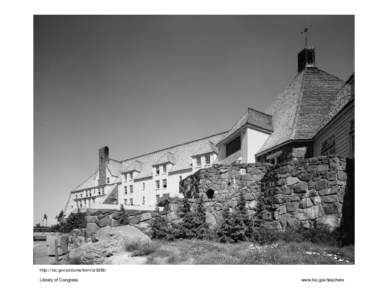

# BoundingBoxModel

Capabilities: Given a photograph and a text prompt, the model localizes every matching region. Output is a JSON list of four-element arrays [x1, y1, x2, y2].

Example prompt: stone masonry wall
[[179, 163, 271, 228], [258, 156, 348, 231], [180, 156, 350, 231]]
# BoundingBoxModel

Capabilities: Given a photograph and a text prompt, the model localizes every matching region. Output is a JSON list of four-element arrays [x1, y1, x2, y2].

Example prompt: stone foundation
[[179, 156, 351, 231]]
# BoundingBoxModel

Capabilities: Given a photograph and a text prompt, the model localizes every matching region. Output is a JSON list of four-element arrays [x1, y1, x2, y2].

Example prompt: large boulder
[[68, 239, 116, 264], [68, 225, 151, 264], [96, 225, 151, 249]]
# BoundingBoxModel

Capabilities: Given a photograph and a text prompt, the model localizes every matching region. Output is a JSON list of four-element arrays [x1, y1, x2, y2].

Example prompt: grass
[[121, 239, 354, 264]]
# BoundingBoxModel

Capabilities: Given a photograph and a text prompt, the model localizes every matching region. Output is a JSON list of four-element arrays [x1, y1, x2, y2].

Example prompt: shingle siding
[[313, 102, 354, 158]]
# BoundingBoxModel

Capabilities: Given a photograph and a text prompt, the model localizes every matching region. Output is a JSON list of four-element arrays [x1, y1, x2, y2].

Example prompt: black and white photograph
[[33, 15, 355, 265]]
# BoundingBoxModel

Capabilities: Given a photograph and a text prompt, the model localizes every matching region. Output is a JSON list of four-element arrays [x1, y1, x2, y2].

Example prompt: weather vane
[[301, 25, 312, 48]]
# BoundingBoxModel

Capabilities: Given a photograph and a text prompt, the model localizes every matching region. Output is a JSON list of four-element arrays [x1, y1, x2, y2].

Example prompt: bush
[[216, 208, 235, 243], [216, 193, 252, 243], [150, 214, 175, 241], [171, 197, 211, 240], [62, 212, 86, 233]]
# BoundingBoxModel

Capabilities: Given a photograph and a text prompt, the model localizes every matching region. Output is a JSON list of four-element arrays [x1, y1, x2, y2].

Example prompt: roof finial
[[301, 25, 312, 48]]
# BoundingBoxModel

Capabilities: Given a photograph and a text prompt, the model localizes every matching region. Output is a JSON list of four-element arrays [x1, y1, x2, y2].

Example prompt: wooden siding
[[313, 102, 354, 158]]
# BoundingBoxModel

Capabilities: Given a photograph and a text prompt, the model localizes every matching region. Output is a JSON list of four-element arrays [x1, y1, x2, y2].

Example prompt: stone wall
[[179, 156, 351, 231], [82, 156, 352, 236], [179, 163, 271, 228], [258, 156, 348, 230], [84, 209, 156, 236]]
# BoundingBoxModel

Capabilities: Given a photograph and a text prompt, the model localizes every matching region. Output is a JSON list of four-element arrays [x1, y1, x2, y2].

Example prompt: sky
[[34, 15, 354, 225]]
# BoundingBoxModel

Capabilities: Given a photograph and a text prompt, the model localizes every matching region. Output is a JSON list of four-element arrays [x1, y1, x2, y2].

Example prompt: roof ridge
[[247, 107, 272, 117], [310, 67, 344, 82], [120, 131, 228, 163], [290, 70, 306, 140], [109, 158, 121, 164]]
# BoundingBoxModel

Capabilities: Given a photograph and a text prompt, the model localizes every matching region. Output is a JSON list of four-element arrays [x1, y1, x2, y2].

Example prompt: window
[[142, 196, 145, 205], [129, 185, 133, 194], [130, 198, 133, 205], [156, 166, 160, 176], [142, 182, 145, 191], [321, 135, 336, 156], [124, 186, 127, 195], [205, 154, 211, 165], [124, 173, 128, 181], [124, 199, 128, 205], [162, 179, 167, 189], [156, 180, 160, 190], [129, 172, 133, 180], [349, 119, 355, 157], [156, 195, 160, 203], [107, 177, 110, 184], [162, 164, 167, 174], [92, 198, 95, 204], [226, 135, 241, 157], [196, 156, 201, 168]]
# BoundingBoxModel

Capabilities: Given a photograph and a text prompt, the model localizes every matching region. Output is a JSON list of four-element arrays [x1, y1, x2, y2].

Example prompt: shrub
[[62, 212, 86, 233], [229, 193, 252, 242], [216, 208, 235, 243], [150, 214, 175, 241], [216, 194, 252, 243], [172, 197, 211, 240]]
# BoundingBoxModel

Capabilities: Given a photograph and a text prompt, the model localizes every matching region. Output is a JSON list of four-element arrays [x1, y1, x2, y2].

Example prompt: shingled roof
[[316, 74, 354, 135], [257, 67, 344, 155], [120, 132, 227, 179], [217, 107, 273, 145]]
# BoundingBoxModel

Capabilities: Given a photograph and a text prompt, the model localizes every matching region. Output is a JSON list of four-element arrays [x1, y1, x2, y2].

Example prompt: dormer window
[[205, 154, 211, 166], [196, 156, 201, 168]]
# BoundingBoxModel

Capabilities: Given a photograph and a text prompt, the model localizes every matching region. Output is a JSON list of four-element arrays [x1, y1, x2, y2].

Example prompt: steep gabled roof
[[72, 170, 98, 191], [257, 67, 344, 155], [107, 159, 122, 177], [191, 141, 218, 157], [154, 151, 176, 166], [315, 74, 354, 135], [121, 160, 143, 173], [120, 132, 227, 179], [217, 108, 273, 145]]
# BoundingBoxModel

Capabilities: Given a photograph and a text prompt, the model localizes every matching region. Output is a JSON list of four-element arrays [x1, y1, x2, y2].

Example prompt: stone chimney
[[98, 146, 109, 186], [297, 47, 315, 72]]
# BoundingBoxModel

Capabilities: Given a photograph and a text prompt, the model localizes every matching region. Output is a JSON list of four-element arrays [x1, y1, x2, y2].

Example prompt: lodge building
[[64, 46, 354, 216]]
